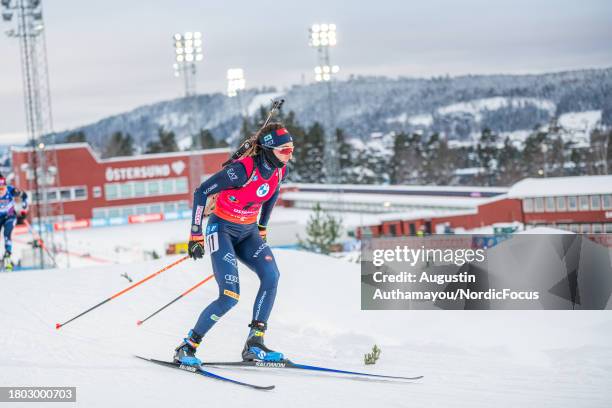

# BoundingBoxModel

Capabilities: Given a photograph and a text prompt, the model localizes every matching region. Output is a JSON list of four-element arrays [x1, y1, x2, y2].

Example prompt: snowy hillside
[[556, 110, 603, 147], [436, 97, 556, 118], [49, 67, 612, 151], [2, 242, 611, 406]]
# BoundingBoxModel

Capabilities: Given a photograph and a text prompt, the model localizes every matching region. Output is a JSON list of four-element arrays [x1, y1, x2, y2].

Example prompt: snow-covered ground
[[557, 110, 602, 148], [11, 210, 302, 269], [11, 207, 390, 269], [12, 218, 195, 268], [384, 112, 434, 127], [558, 110, 602, 133], [1, 228, 611, 406]]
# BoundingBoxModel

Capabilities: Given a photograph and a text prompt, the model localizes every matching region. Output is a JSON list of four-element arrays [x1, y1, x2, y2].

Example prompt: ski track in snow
[[1, 247, 611, 407]]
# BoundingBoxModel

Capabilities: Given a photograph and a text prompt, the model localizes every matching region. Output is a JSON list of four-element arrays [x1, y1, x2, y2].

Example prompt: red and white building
[[11, 143, 230, 222], [508, 175, 612, 233], [356, 175, 612, 237]]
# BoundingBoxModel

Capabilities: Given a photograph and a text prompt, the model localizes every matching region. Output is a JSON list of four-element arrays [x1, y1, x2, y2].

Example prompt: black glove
[[188, 234, 205, 260]]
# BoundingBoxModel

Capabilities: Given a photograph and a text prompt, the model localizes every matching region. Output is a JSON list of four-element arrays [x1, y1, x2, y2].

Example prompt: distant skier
[[174, 122, 294, 366], [0, 175, 28, 269]]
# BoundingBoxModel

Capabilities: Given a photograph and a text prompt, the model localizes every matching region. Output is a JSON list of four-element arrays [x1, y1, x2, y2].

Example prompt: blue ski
[[201, 359, 423, 381], [135, 356, 275, 391]]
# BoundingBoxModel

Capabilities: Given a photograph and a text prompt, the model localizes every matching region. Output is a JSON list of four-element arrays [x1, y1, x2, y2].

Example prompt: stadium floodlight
[[173, 31, 203, 63], [227, 68, 245, 97], [227, 68, 244, 80], [314, 65, 340, 82], [172, 31, 204, 97], [308, 22, 341, 183], [1, 0, 11, 7], [309, 23, 339, 82], [309, 22, 337, 48], [2, 11, 11, 21]]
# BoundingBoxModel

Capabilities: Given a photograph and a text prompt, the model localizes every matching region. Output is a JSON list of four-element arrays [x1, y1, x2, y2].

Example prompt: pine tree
[[391, 132, 424, 184], [421, 133, 455, 185], [475, 128, 499, 185], [357, 142, 389, 184], [103, 132, 134, 158], [391, 132, 411, 184], [281, 111, 308, 182], [297, 122, 325, 183], [568, 146, 582, 176], [193, 129, 217, 149], [160, 128, 179, 152], [336, 128, 353, 183], [65, 131, 87, 143], [607, 130, 612, 174], [589, 128, 611, 175], [497, 137, 522, 185], [549, 135, 565, 176], [298, 202, 343, 254], [238, 117, 253, 146], [146, 127, 179, 153], [521, 130, 548, 177], [435, 135, 456, 184]]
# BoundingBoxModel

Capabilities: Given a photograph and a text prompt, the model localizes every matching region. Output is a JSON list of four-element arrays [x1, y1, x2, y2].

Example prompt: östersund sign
[[105, 161, 185, 182]]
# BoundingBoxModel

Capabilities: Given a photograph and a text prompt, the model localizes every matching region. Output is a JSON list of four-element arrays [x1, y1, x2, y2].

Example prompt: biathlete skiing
[[173, 119, 294, 367], [0, 174, 29, 270]]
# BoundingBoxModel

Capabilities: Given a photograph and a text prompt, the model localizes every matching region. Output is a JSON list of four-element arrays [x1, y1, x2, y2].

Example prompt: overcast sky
[[1, 0, 611, 144]]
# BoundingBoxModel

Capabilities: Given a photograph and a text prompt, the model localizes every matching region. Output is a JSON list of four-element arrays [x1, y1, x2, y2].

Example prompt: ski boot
[[242, 320, 284, 362], [3, 251, 13, 271], [173, 330, 202, 366]]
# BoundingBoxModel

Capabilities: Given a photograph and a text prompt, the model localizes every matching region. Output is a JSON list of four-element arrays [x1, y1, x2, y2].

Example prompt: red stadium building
[[357, 175, 612, 237], [11, 143, 230, 222]]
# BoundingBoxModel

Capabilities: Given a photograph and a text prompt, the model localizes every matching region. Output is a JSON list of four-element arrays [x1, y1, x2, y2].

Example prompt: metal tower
[[2, 0, 66, 268], [309, 23, 341, 184]]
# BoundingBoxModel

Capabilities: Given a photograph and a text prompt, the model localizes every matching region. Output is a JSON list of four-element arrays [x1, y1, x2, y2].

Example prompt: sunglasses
[[268, 146, 294, 155]]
